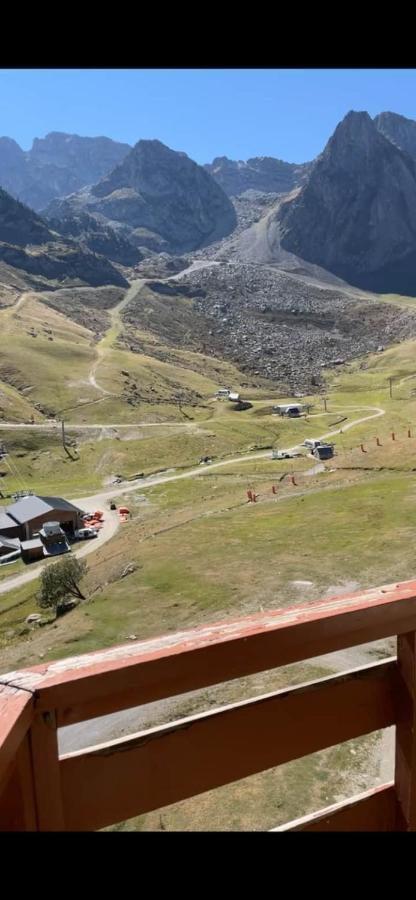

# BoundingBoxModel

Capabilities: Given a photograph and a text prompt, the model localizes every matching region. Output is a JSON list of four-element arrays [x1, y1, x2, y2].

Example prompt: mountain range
[[204, 156, 312, 195], [2, 109, 416, 414], [1, 110, 416, 295], [0, 132, 130, 211]]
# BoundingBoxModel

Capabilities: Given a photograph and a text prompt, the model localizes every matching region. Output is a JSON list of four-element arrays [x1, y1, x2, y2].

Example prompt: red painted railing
[[1, 579, 416, 831]]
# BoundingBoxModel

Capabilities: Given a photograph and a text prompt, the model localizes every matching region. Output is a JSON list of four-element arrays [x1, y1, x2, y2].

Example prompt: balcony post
[[29, 710, 65, 831], [394, 631, 416, 830], [0, 735, 37, 831]]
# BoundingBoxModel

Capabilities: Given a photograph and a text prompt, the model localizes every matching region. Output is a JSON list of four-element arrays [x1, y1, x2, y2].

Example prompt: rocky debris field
[[133, 253, 191, 278], [172, 262, 416, 391], [190, 191, 281, 262]]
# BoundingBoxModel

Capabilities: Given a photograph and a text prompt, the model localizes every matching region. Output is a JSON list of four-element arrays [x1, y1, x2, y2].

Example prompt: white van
[[303, 439, 322, 450], [215, 389, 230, 399]]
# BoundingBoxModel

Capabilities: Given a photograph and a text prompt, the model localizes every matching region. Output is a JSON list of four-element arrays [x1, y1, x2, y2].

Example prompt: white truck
[[272, 449, 295, 459], [75, 527, 98, 540]]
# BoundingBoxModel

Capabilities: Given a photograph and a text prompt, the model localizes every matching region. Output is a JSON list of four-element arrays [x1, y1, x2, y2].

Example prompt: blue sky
[[1, 69, 416, 164]]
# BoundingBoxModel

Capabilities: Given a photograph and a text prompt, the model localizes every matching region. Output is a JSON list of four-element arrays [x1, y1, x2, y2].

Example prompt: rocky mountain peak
[[334, 109, 373, 131], [49, 139, 237, 254], [93, 138, 215, 197], [0, 137, 25, 162], [374, 110, 416, 160], [320, 110, 387, 171], [275, 109, 416, 293]]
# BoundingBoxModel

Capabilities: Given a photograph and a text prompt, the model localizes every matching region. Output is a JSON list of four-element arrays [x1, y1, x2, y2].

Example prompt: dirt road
[[0, 406, 385, 435], [0, 422, 201, 431]]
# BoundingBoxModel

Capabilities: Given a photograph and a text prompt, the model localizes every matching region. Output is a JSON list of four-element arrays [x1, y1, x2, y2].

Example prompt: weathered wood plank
[[1, 578, 414, 727], [273, 783, 397, 831], [394, 631, 416, 830], [0, 684, 33, 786], [0, 735, 37, 831], [0, 762, 25, 830], [29, 711, 65, 830], [60, 659, 398, 831]]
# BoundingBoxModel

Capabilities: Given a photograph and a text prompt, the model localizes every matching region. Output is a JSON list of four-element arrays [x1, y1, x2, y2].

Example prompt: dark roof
[[0, 512, 16, 531], [20, 538, 43, 550], [6, 495, 82, 525], [39, 496, 83, 514]]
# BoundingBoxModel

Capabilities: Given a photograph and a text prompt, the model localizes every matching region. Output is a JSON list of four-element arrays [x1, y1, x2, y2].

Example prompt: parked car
[[75, 527, 98, 540]]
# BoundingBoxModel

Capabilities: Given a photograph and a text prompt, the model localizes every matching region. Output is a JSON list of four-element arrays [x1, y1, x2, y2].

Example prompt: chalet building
[[272, 403, 304, 418], [0, 495, 84, 542]]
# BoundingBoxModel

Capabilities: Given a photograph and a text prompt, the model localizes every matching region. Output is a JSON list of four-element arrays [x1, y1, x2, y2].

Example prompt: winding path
[[88, 279, 145, 395], [0, 422, 201, 431], [87, 263, 220, 395]]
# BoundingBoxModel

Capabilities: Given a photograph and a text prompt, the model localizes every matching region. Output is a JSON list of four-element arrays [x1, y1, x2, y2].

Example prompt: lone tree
[[38, 557, 87, 615]]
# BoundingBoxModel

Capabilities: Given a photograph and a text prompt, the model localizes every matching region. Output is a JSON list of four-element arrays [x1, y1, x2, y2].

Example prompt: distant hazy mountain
[[0, 132, 131, 211], [273, 110, 416, 294], [45, 139, 237, 253], [204, 155, 312, 196]]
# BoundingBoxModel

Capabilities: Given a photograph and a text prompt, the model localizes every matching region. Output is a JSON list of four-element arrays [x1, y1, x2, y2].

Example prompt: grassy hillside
[[0, 294, 98, 418], [3, 334, 416, 497], [0, 287, 274, 426]]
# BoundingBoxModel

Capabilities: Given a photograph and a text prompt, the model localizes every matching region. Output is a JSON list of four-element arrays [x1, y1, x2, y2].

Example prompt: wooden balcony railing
[[1, 579, 416, 831]]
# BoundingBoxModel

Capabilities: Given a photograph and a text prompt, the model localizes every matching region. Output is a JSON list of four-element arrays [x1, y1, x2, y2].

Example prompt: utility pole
[[388, 377, 394, 400], [61, 419, 66, 449], [323, 397, 328, 412]]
